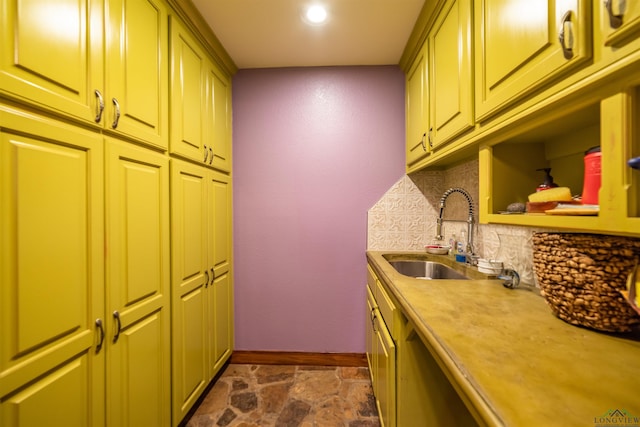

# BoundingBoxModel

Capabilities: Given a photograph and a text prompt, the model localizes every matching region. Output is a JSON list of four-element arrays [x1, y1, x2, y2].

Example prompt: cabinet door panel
[[0, 107, 104, 425], [105, 139, 170, 426], [170, 159, 208, 424], [374, 313, 396, 427], [208, 66, 232, 171], [0, 0, 103, 123], [475, 0, 591, 120], [110, 311, 169, 427], [212, 274, 232, 370], [430, 0, 473, 147], [170, 18, 206, 162], [1, 356, 93, 427], [106, 0, 167, 148], [406, 44, 429, 167]]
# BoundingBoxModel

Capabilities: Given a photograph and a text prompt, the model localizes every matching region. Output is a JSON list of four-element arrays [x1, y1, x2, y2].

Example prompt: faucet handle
[[499, 268, 520, 289]]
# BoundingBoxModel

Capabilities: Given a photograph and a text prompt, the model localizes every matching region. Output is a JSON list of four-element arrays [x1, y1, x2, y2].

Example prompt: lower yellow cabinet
[[170, 159, 233, 425], [367, 263, 478, 427], [0, 106, 174, 427], [105, 138, 172, 426], [0, 106, 105, 427]]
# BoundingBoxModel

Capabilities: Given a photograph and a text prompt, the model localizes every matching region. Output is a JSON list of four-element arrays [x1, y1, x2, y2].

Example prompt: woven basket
[[532, 232, 640, 332]]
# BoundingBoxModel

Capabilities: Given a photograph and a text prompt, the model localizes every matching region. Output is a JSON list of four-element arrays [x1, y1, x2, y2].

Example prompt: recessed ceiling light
[[304, 5, 328, 25]]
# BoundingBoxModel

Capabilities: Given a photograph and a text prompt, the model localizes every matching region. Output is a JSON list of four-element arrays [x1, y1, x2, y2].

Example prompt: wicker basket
[[532, 232, 640, 332]]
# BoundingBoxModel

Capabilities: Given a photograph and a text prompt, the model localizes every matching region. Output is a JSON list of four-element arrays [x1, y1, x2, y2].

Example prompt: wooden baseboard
[[230, 351, 367, 367]]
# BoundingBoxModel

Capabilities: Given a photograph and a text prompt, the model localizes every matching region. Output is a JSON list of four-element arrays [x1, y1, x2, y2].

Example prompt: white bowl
[[425, 245, 450, 255]]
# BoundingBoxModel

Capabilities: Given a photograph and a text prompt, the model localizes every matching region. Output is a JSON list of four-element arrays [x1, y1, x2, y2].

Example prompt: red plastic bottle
[[582, 146, 601, 205]]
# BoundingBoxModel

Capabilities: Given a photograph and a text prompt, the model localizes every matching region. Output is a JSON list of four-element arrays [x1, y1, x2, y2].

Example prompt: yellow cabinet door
[[208, 172, 233, 373], [169, 17, 207, 164], [474, 0, 591, 121], [0, 106, 104, 427], [429, 0, 473, 148], [601, 0, 640, 48], [104, 139, 171, 427], [406, 42, 429, 168], [105, 0, 168, 148], [206, 64, 233, 172], [170, 159, 209, 425], [374, 310, 396, 427], [366, 285, 376, 376], [0, 0, 103, 124]]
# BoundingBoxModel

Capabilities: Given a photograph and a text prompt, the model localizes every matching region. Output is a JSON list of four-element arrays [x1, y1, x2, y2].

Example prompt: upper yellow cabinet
[[428, 0, 473, 148], [405, 43, 430, 168], [170, 16, 233, 172], [474, 0, 591, 121], [0, 0, 168, 149]]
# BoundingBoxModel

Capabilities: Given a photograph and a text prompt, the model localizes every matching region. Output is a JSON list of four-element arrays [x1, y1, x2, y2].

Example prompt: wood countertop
[[366, 251, 640, 427]]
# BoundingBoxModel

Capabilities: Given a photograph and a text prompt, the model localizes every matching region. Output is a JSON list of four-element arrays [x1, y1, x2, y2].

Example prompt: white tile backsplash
[[367, 158, 553, 286]]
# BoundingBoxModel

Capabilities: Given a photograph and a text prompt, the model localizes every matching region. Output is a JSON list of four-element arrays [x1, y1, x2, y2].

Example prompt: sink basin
[[388, 260, 469, 280]]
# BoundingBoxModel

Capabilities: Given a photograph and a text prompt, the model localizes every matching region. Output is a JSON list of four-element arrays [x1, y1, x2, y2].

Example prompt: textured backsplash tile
[[367, 158, 554, 286]]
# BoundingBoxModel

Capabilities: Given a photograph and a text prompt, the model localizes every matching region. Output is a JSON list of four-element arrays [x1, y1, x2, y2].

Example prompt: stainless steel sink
[[388, 260, 469, 280]]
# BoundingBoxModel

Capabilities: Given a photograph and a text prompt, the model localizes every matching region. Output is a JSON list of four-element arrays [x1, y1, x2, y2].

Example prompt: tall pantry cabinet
[[0, 0, 235, 425]]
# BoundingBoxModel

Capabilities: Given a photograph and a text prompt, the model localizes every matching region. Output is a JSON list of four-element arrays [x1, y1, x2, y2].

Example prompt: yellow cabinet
[[170, 159, 233, 425], [366, 265, 396, 427], [104, 139, 171, 426], [405, 42, 430, 168], [0, 106, 105, 427], [474, 0, 591, 121], [0, 0, 168, 149], [170, 16, 232, 171], [428, 0, 473, 148]]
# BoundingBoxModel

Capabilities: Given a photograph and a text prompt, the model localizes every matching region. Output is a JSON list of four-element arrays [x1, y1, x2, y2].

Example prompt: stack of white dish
[[477, 259, 503, 275]]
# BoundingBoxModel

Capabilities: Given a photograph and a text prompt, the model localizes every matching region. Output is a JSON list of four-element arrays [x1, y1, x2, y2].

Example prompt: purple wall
[[232, 66, 405, 353]]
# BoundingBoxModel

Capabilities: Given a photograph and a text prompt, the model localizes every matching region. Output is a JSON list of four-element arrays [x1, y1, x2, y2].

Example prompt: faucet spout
[[436, 187, 475, 255]]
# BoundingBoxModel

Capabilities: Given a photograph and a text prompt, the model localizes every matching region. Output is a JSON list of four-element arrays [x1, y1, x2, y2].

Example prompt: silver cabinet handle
[[94, 90, 104, 123], [210, 268, 215, 286], [605, 0, 623, 29], [95, 318, 104, 352], [420, 133, 426, 152], [204, 270, 209, 287], [204, 145, 209, 163], [559, 11, 575, 59], [428, 127, 433, 149], [111, 98, 121, 129], [209, 147, 213, 164], [113, 311, 121, 343]]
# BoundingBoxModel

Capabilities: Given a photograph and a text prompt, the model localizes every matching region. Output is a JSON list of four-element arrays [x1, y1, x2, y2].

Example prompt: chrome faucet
[[436, 187, 475, 255]]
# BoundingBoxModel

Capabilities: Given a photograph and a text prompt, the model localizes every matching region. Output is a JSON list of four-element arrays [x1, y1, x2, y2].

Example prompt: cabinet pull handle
[[204, 145, 209, 163], [420, 133, 426, 152], [95, 318, 105, 352], [204, 270, 210, 287], [372, 312, 378, 333], [94, 90, 104, 123], [605, 0, 623, 29], [113, 311, 121, 343], [428, 127, 433, 149], [209, 147, 214, 164], [111, 98, 121, 129], [210, 268, 215, 286], [559, 11, 575, 59]]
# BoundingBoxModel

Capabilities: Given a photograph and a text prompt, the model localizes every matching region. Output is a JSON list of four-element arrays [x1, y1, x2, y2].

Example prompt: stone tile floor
[[185, 364, 380, 427]]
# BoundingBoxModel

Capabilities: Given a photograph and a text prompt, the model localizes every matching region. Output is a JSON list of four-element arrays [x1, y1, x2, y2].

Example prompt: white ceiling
[[190, 0, 426, 69]]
